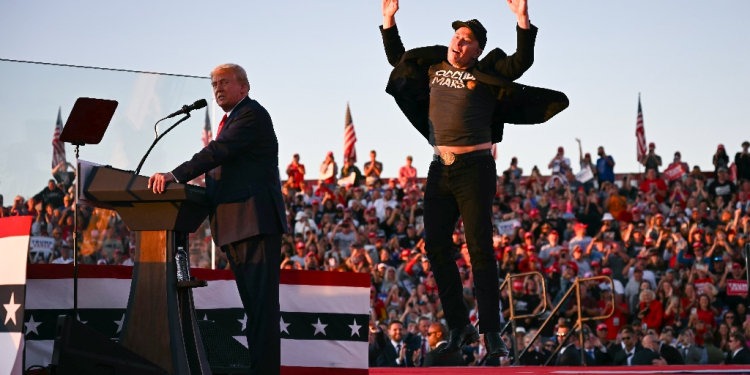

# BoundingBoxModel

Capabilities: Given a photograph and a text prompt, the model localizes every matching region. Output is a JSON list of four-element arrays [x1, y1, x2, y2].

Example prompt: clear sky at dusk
[[1, 1, 749, 198]]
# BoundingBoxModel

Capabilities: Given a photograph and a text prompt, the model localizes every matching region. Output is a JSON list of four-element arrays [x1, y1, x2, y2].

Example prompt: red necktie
[[215, 114, 228, 139]]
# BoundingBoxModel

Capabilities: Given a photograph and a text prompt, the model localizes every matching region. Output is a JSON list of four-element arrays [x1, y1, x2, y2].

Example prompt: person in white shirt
[[318, 151, 338, 190], [51, 243, 74, 264], [294, 211, 317, 238]]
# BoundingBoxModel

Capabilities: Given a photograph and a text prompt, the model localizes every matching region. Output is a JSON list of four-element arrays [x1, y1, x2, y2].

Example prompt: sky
[[1, 0, 749, 198]]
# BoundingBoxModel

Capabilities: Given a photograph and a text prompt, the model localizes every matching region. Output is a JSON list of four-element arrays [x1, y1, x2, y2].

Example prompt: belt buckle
[[440, 151, 456, 166]]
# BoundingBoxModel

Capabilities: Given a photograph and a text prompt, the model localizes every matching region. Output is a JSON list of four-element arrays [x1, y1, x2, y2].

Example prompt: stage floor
[[369, 365, 750, 374]]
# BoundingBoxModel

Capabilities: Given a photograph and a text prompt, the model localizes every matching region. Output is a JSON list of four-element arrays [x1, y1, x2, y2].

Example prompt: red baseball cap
[[529, 209, 540, 217], [296, 242, 305, 250], [550, 203, 559, 210], [637, 253, 648, 260], [591, 260, 601, 268], [400, 249, 411, 258], [601, 267, 612, 276], [527, 245, 537, 252], [327, 151, 334, 157], [597, 323, 608, 331], [368, 232, 377, 238], [718, 144, 725, 150], [512, 280, 524, 290], [644, 238, 655, 246], [558, 146, 564, 152], [550, 230, 559, 236], [574, 223, 588, 231], [525, 232, 533, 239], [632, 207, 640, 214], [649, 142, 655, 148], [733, 263, 741, 269], [693, 242, 704, 249], [655, 213, 664, 220]]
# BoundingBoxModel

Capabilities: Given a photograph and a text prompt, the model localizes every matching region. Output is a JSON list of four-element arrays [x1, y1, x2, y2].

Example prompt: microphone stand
[[134, 113, 191, 176]]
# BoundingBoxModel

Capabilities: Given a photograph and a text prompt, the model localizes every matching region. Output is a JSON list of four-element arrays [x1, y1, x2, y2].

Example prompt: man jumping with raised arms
[[380, 0, 567, 359]]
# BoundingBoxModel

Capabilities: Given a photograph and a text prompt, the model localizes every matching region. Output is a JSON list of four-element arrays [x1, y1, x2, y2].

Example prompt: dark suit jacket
[[728, 347, 750, 365], [612, 346, 642, 366], [372, 331, 417, 367], [171, 97, 287, 246], [659, 343, 684, 365], [422, 342, 466, 367], [581, 348, 609, 366], [631, 348, 661, 366], [557, 344, 581, 366], [380, 24, 568, 145]]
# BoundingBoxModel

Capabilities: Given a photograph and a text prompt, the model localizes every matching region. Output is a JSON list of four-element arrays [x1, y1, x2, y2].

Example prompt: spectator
[[679, 328, 707, 364], [702, 331, 724, 364], [554, 323, 581, 366], [398, 156, 417, 189], [318, 151, 338, 189], [34, 179, 65, 210], [52, 161, 77, 191], [419, 322, 466, 367], [735, 141, 750, 182], [285, 153, 306, 191], [596, 146, 616, 185], [667, 152, 690, 175], [707, 167, 736, 203], [363, 150, 383, 186], [727, 332, 750, 364], [713, 144, 730, 174], [51, 243, 74, 264], [641, 142, 663, 174], [637, 289, 663, 332], [639, 168, 668, 204], [631, 333, 665, 365], [374, 320, 416, 367], [548, 146, 571, 177], [340, 156, 363, 187]]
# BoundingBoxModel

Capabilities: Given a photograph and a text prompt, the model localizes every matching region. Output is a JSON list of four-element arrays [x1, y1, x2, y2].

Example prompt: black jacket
[[659, 343, 684, 365], [728, 347, 750, 365], [380, 24, 568, 145], [630, 348, 661, 366], [556, 344, 581, 366], [171, 97, 288, 246], [581, 348, 610, 366], [372, 331, 418, 367], [422, 342, 466, 367], [612, 345, 643, 366]]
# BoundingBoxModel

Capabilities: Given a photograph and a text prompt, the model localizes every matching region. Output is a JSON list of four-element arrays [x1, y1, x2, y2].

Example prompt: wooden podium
[[83, 165, 212, 375]]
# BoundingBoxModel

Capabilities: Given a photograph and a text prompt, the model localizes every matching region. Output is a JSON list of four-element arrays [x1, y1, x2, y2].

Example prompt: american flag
[[635, 94, 647, 162], [201, 108, 212, 147], [52, 107, 66, 169], [343, 103, 357, 162]]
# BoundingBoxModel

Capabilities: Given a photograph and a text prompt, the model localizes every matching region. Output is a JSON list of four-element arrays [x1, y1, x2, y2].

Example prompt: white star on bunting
[[238, 314, 247, 332], [3, 292, 21, 325], [312, 318, 327, 336], [25, 315, 41, 336], [280, 317, 290, 334], [348, 318, 362, 337], [114, 314, 125, 333]]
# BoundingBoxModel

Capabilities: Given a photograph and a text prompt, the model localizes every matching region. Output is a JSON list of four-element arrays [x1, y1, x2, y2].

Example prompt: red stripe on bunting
[[280, 269, 370, 288], [0, 216, 33, 239]]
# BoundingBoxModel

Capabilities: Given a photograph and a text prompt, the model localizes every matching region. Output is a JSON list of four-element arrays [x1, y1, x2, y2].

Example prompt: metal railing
[[514, 275, 615, 366], [473, 272, 548, 365]]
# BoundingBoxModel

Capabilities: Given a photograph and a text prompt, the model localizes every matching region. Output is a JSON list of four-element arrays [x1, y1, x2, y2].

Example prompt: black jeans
[[223, 234, 282, 375], [423, 154, 500, 333]]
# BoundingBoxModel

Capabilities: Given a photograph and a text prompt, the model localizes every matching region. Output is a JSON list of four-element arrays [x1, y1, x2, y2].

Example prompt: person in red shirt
[[597, 287, 628, 341], [637, 289, 663, 333], [639, 168, 668, 203], [398, 155, 417, 189], [285, 153, 306, 191]]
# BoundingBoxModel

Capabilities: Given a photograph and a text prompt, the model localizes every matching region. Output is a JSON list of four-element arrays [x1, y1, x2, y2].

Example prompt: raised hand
[[506, 0, 530, 28], [382, 0, 399, 28]]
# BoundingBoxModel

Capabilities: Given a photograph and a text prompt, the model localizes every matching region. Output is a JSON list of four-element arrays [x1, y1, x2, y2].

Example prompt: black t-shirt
[[428, 62, 495, 146], [707, 179, 736, 201]]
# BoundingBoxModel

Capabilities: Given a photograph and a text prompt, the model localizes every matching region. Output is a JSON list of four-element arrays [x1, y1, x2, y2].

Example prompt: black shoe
[[439, 324, 480, 357], [484, 331, 510, 358]]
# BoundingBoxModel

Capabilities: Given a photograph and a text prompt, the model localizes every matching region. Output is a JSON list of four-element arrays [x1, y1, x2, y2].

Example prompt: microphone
[[164, 99, 208, 119]]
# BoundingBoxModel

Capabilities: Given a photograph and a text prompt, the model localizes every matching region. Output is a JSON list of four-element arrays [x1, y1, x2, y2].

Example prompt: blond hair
[[211, 63, 249, 87]]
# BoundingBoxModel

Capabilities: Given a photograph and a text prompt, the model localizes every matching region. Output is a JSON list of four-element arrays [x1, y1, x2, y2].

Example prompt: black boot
[[484, 331, 510, 358], [439, 324, 479, 357]]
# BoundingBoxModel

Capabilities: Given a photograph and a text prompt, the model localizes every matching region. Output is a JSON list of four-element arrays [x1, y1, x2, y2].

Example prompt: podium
[[83, 165, 211, 374]]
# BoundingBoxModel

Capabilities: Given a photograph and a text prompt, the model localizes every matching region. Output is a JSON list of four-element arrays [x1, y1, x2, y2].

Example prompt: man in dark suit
[[611, 326, 642, 366], [149, 64, 287, 375], [372, 320, 417, 367], [555, 325, 581, 366], [727, 332, 750, 365], [420, 323, 466, 366], [631, 334, 665, 366]]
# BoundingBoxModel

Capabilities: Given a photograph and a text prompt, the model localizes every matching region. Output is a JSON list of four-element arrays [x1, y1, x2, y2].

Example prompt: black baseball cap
[[451, 19, 487, 50]]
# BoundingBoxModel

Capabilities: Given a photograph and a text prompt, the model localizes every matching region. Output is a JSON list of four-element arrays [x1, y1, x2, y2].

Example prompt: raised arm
[[486, 0, 536, 80], [380, 0, 405, 67]]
